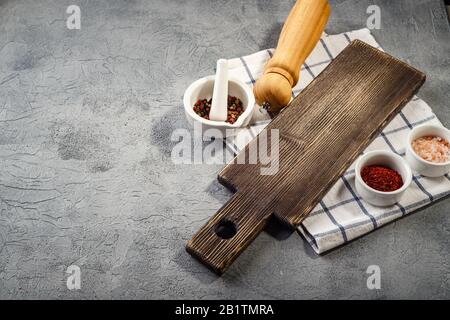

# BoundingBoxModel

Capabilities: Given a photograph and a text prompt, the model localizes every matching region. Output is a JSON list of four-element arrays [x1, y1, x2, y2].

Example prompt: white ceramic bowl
[[355, 150, 412, 207], [183, 75, 255, 138], [405, 124, 450, 177]]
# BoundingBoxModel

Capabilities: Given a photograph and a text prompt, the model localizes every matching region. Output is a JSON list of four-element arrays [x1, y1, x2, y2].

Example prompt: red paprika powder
[[361, 165, 403, 192]]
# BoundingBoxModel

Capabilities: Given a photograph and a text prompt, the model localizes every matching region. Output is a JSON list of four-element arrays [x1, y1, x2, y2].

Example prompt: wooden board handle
[[186, 192, 273, 275], [253, 0, 330, 111]]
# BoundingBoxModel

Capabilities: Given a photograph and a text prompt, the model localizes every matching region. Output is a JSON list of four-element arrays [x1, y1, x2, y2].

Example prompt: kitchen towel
[[223, 28, 450, 254]]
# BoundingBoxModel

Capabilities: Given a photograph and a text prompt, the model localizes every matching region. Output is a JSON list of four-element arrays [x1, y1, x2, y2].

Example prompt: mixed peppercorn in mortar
[[193, 95, 244, 124]]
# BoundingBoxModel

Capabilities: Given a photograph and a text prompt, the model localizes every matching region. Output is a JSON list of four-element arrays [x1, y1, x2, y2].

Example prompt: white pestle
[[209, 59, 228, 122]]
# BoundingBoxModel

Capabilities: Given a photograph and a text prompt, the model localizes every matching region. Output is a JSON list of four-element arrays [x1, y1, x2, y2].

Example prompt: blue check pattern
[[222, 28, 450, 253]]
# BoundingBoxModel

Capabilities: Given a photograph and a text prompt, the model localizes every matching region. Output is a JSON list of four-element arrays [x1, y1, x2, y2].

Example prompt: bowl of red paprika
[[355, 150, 412, 207]]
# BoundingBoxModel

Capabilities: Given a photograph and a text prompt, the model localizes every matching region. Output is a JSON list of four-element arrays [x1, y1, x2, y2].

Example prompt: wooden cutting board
[[186, 40, 426, 274]]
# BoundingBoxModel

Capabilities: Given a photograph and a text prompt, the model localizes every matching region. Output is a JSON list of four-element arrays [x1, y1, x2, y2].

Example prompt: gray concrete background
[[0, 0, 448, 299]]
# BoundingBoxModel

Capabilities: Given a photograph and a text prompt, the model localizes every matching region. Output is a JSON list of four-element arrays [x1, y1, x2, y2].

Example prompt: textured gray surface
[[0, 0, 449, 299]]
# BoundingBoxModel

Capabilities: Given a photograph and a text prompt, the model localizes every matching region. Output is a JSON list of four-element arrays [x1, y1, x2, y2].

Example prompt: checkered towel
[[223, 28, 450, 254]]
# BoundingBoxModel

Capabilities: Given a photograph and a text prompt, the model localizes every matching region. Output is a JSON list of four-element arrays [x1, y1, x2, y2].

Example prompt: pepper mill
[[253, 0, 331, 112]]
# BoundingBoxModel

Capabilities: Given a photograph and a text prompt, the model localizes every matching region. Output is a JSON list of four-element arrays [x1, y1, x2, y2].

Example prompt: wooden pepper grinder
[[253, 0, 330, 112]]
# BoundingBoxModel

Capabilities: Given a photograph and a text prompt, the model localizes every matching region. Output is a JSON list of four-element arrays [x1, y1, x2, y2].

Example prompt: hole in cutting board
[[214, 219, 237, 239]]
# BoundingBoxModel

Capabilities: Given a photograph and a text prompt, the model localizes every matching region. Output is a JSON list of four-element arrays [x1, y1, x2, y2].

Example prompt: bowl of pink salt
[[406, 124, 450, 177]]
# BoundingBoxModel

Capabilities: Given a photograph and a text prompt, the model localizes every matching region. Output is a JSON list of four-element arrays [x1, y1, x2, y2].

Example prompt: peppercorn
[[193, 95, 244, 124]]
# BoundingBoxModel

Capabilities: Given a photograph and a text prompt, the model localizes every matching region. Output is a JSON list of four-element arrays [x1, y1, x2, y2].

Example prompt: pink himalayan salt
[[412, 135, 450, 163]]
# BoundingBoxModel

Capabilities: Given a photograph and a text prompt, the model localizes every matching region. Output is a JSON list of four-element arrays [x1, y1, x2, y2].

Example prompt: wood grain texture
[[187, 40, 426, 275]]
